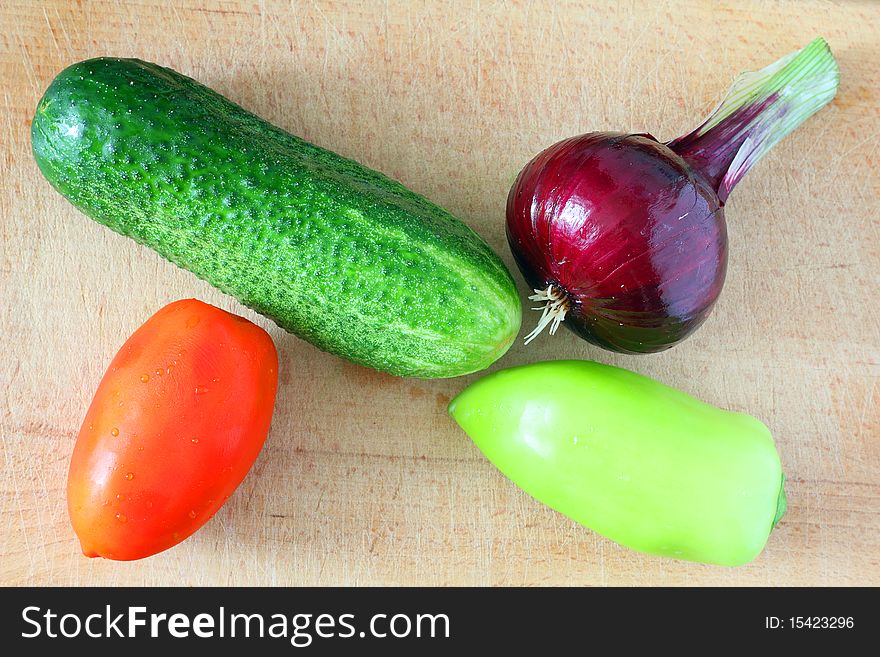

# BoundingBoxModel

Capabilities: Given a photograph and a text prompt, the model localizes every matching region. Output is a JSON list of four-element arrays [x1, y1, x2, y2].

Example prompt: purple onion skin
[[506, 40, 838, 354], [506, 132, 727, 354]]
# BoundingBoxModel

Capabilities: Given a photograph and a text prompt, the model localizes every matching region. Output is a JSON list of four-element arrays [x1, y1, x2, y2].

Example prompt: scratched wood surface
[[1, 0, 878, 586]]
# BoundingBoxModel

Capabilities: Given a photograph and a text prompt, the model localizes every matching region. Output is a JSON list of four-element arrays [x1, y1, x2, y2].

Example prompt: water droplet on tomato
[[115, 513, 127, 523], [188, 510, 197, 519], [125, 472, 134, 481], [140, 374, 150, 383], [116, 493, 125, 501], [194, 386, 208, 395], [191, 437, 199, 444], [110, 427, 119, 437], [155, 368, 164, 376]]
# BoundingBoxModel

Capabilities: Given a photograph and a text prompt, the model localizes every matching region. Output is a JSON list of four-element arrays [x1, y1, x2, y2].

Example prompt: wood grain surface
[[1, 0, 878, 586]]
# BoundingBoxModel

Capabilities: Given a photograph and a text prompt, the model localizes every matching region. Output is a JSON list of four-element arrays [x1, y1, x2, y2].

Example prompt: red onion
[[507, 38, 839, 353]]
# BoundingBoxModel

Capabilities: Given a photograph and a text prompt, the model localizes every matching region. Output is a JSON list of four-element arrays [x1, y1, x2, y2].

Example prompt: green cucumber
[[32, 58, 521, 378]]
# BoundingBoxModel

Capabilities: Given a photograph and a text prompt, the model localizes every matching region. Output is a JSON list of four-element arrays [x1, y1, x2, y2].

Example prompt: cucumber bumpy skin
[[32, 58, 521, 378]]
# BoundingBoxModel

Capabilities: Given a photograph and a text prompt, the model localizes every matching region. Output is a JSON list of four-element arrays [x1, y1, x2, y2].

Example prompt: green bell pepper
[[449, 360, 786, 566]]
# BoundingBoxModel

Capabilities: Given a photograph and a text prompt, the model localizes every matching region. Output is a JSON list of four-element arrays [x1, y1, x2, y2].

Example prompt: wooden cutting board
[[2, 0, 878, 586]]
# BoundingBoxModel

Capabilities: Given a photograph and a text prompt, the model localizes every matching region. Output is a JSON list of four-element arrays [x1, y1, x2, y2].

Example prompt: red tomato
[[67, 299, 278, 560]]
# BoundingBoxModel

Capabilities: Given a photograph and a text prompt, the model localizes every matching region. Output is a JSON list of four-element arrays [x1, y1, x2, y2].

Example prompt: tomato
[[448, 360, 786, 566], [67, 299, 278, 560]]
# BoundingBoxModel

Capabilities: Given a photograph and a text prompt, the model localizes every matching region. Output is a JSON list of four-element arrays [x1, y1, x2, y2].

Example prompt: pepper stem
[[524, 285, 570, 345], [668, 37, 839, 203], [773, 474, 788, 528]]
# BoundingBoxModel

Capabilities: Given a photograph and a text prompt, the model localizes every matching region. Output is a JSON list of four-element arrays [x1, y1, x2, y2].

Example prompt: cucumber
[[32, 58, 521, 378]]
